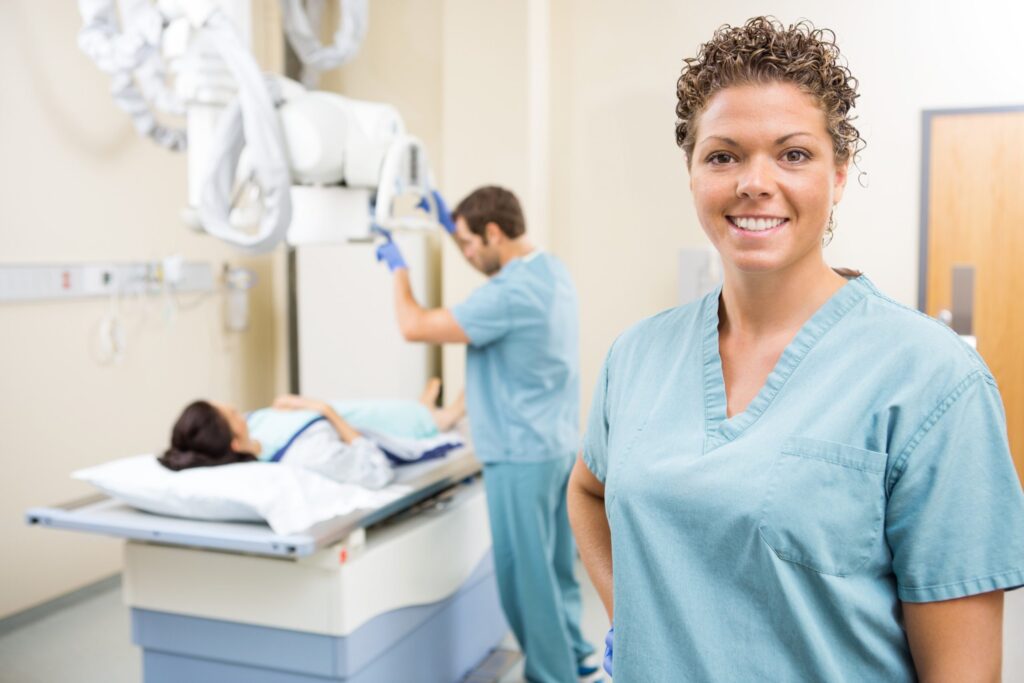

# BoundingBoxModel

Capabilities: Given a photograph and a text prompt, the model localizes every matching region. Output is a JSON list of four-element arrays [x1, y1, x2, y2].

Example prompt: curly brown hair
[[675, 16, 863, 166]]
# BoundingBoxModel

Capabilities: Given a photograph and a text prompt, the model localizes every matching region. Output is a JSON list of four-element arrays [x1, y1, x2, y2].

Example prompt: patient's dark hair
[[159, 400, 257, 471]]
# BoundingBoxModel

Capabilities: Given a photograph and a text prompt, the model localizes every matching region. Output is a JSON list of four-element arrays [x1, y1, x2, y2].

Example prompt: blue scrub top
[[583, 275, 1024, 681], [453, 251, 579, 463]]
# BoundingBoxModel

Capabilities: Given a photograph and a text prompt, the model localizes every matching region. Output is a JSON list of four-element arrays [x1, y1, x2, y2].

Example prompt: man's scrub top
[[453, 251, 579, 463], [583, 275, 1024, 682]]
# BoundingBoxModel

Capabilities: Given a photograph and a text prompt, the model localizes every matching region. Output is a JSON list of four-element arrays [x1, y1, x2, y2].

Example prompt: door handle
[[950, 265, 975, 336]]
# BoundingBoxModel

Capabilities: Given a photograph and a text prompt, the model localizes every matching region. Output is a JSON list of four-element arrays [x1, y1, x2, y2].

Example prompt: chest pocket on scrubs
[[758, 437, 887, 577]]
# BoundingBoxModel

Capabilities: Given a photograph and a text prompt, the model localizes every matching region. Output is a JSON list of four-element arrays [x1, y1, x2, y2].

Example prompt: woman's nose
[[736, 157, 776, 199]]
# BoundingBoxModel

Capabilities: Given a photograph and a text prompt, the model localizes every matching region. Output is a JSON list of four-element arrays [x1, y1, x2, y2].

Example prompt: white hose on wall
[[197, 11, 292, 254], [77, 0, 187, 151], [280, 0, 369, 87]]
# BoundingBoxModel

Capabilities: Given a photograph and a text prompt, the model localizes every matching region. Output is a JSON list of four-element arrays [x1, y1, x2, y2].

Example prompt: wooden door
[[922, 109, 1024, 483]]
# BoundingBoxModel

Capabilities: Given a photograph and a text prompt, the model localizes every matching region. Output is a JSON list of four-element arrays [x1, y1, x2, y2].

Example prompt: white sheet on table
[[73, 454, 411, 535]]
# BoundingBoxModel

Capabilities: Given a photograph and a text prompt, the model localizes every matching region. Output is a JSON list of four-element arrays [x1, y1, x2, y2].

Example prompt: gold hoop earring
[[822, 210, 836, 247]]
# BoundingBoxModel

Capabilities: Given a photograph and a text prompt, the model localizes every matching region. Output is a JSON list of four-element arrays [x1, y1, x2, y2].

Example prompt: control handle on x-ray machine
[[372, 134, 439, 233]]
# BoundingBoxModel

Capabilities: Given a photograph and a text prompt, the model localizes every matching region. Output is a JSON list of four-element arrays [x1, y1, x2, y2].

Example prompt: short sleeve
[[285, 425, 394, 489], [451, 279, 512, 347], [886, 372, 1024, 602], [581, 348, 613, 483]]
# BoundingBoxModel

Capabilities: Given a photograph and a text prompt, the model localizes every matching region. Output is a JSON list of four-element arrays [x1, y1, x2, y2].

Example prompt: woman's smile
[[727, 215, 790, 237]]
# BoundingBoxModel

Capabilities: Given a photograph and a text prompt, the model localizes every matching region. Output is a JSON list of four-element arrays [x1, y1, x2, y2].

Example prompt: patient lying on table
[[159, 379, 464, 490]]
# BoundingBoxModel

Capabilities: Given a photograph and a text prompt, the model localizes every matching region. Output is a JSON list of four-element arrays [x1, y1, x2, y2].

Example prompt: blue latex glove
[[418, 190, 456, 235], [604, 626, 614, 676], [373, 226, 407, 272], [432, 190, 456, 235]]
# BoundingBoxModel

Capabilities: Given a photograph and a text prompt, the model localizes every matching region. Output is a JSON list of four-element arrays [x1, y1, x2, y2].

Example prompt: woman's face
[[688, 81, 848, 276], [210, 401, 261, 455]]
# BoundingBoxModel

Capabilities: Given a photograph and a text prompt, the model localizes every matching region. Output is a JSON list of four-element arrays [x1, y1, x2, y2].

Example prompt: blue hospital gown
[[583, 275, 1024, 681]]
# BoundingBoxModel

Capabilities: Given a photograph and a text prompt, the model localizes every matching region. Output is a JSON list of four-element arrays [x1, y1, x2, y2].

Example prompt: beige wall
[[549, 1, 696, 401], [0, 3, 279, 618], [324, 0, 552, 398], [320, 0, 442, 161], [7, 0, 1024, 619], [319, 0, 453, 392], [438, 0, 553, 395], [549, 1, 1024, 423], [335, 0, 1024, 433], [350, 0, 1022, 421]]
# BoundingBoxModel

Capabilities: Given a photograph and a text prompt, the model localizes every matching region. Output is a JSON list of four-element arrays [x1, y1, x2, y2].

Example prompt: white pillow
[[73, 454, 410, 535]]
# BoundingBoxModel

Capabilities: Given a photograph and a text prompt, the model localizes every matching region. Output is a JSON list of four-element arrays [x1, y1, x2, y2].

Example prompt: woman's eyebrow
[[699, 135, 739, 147], [698, 132, 815, 148], [775, 132, 813, 144]]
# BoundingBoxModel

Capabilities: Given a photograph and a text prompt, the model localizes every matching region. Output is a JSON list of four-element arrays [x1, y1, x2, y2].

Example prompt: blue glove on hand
[[373, 226, 407, 272], [604, 626, 614, 676], [432, 190, 456, 235], [418, 190, 456, 235]]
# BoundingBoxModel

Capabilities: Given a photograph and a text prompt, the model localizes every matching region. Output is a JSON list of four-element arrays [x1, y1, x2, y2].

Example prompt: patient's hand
[[272, 394, 327, 413]]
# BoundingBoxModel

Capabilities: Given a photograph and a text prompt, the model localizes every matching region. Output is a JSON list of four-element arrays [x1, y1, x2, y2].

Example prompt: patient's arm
[[272, 395, 362, 444], [319, 407, 362, 445], [418, 379, 465, 431], [419, 378, 442, 406], [431, 390, 466, 432]]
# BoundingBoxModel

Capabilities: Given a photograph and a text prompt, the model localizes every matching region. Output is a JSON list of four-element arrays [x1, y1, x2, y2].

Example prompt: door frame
[[917, 104, 1024, 311]]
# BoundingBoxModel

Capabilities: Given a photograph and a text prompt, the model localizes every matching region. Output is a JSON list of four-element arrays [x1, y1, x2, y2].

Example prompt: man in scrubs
[[374, 185, 596, 683]]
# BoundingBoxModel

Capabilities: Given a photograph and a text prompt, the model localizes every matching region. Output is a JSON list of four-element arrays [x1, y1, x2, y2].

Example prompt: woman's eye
[[707, 152, 734, 165], [783, 149, 810, 163]]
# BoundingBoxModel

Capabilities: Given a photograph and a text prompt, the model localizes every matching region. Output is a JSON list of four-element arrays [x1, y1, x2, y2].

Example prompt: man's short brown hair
[[452, 186, 526, 242]]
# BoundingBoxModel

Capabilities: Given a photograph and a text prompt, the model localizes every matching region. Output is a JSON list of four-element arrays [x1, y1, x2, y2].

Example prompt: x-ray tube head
[[279, 94, 349, 185], [279, 92, 406, 188]]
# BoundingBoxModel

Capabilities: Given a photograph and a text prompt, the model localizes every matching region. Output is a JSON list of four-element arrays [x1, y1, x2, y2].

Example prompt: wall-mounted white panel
[[288, 186, 373, 245], [296, 234, 440, 401], [0, 262, 215, 303]]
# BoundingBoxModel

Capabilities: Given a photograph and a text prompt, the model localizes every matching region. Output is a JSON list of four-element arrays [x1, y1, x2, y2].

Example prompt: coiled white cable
[[77, 0, 187, 151], [280, 0, 369, 87], [197, 12, 292, 253]]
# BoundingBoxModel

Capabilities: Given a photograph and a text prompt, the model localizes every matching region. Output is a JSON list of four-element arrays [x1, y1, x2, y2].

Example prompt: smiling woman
[[689, 82, 848, 277], [568, 16, 1024, 682]]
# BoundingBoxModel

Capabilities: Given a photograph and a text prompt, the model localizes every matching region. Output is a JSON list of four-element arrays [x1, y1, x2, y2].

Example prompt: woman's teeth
[[730, 217, 786, 231]]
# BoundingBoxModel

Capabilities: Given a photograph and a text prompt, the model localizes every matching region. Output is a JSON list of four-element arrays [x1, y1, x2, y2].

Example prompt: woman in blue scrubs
[[568, 16, 1024, 681]]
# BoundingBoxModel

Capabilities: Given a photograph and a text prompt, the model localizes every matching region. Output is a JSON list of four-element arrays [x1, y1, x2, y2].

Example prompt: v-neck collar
[[701, 275, 871, 452]]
